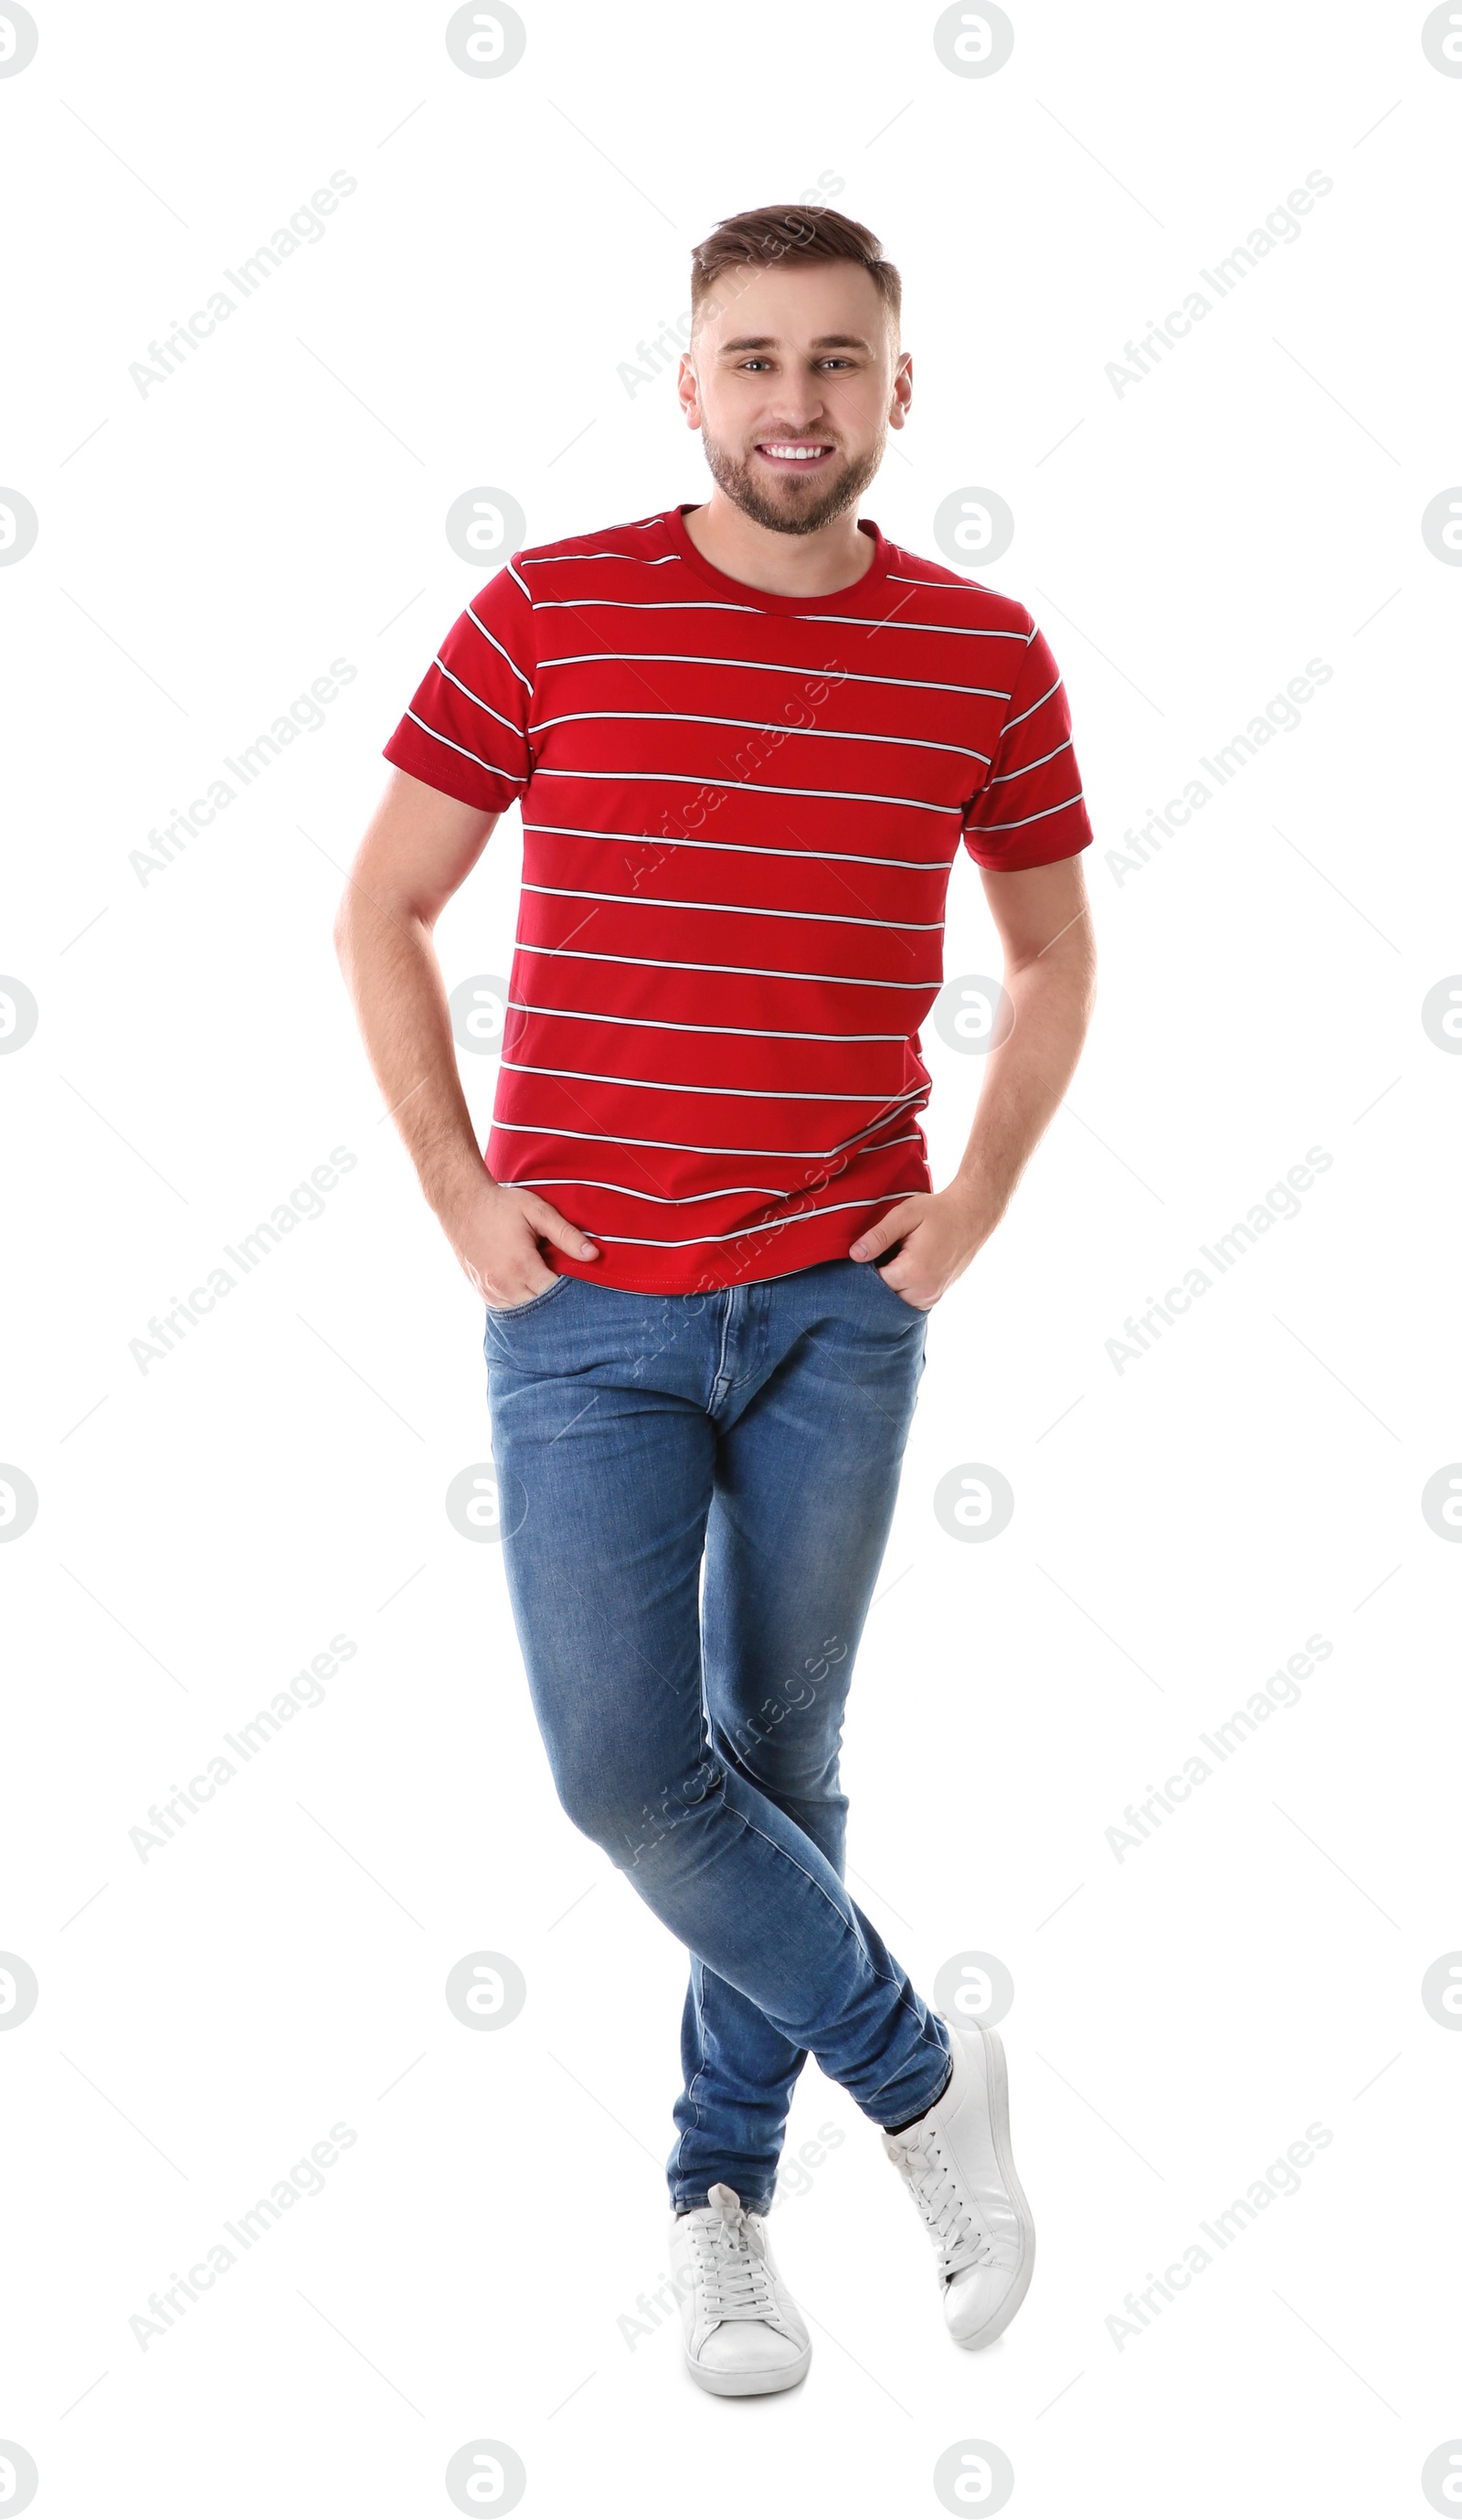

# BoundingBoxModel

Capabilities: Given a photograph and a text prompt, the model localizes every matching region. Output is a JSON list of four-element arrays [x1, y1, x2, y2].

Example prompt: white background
[[3, 2, 1460, 2513]]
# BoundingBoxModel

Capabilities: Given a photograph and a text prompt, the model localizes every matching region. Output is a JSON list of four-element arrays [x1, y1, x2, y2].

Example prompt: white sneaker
[[881, 2015, 1035, 2348], [667, 2183, 811, 2396]]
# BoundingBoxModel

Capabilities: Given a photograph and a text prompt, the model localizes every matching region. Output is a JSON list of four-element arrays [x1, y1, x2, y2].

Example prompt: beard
[[698, 423, 886, 537]]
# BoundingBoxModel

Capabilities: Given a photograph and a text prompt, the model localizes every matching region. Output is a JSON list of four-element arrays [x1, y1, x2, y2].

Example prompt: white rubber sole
[[948, 2020, 1037, 2351], [684, 2339, 811, 2397]]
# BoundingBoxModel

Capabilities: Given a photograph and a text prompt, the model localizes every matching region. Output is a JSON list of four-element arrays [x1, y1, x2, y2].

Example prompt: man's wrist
[[422, 1148, 499, 1237], [947, 1164, 1009, 1231]]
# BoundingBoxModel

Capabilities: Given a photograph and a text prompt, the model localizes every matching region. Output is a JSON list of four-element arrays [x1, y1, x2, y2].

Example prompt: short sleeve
[[381, 558, 535, 813], [961, 622, 1094, 871]]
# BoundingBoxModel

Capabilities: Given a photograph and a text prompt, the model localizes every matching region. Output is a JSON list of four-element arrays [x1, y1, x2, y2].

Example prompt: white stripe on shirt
[[432, 657, 528, 739], [500, 1059, 926, 1102], [530, 596, 779, 616], [506, 1156, 922, 1203], [497, 1195, 925, 1246], [799, 612, 1028, 639], [526, 595, 1030, 640], [885, 572, 1022, 606], [495, 1195, 924, 1250], [535, 650, 1012, 701], [521, 549, 682, 565], [505, 998, 906, 1042], [524, 707, 991, 764], [521, 882, 946, 933], [490, 1114, 925, 1160], [530, 766, 960, 815], [403, 709, 525, 784], [463, 605, 535, 694], [522, 820, 953, 872], [514, 942, 941, 988], [971, 793, 1086, 832], [1001, 675, 1064, 733], [985, 738, 1073, 784]]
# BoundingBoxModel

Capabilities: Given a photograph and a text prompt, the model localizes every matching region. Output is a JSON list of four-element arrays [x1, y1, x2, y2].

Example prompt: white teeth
[[760, 443, 829, 460]]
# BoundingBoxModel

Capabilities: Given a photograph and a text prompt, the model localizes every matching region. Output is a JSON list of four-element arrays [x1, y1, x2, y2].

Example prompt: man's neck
[[681, 494, 875, 599]]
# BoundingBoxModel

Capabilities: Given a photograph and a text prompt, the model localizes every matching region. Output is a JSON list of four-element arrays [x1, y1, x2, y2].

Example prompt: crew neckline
[[668, 500, 892, 614]]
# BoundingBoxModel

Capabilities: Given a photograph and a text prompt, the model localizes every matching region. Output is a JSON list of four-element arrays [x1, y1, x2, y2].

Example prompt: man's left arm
[[848, 856, 1096, 1308]]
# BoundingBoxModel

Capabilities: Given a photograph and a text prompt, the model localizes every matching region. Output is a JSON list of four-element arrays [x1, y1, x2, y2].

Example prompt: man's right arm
[[333, 766, 599, 1306]]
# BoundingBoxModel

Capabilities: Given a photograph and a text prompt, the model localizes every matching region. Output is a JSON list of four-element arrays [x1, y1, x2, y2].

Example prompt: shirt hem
[[382, 729, 521, 815], [533, 1186, 929, 1297], [962, 825, 1094, 873]]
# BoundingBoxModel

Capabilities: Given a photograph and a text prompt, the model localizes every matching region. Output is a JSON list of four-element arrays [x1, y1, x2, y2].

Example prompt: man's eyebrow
[[716, 333, 874, 354]]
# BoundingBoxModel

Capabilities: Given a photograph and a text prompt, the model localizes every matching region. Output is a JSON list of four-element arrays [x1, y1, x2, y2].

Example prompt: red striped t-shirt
[[382, 501, 1093, 1296]]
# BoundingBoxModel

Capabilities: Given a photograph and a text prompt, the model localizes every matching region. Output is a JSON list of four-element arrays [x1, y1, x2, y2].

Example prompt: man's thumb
[[529, 1196, 600, 1260], [849, 1209, 900, 1260]]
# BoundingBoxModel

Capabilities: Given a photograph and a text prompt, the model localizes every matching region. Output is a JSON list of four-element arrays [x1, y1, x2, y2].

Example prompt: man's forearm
[[334, 895, 490, 1224], [951, 937, 1096, 1224]]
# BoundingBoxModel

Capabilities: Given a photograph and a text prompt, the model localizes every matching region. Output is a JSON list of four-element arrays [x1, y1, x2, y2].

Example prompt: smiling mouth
[[754, 441, 836, 469]]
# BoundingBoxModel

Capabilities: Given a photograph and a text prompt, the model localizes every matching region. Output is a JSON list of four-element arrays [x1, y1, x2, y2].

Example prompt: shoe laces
[[684, 2184, 778, 2322], [888, 2126, 995, 2281]]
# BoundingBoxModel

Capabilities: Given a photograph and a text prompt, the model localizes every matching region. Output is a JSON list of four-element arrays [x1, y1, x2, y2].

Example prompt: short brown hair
[[689, 204, 901, 341]]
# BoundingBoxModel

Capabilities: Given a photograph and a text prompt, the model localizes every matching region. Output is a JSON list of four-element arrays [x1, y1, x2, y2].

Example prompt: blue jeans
[[482, 1252, 953, 2217]]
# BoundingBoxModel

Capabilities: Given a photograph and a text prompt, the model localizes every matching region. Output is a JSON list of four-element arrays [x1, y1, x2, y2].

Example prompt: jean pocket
[[484, 1271, 573, 1321], [862, 1258, 928, 1318]]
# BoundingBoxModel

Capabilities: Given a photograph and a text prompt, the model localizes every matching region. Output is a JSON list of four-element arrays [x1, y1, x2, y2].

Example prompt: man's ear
[[677, 353, 700, 427]]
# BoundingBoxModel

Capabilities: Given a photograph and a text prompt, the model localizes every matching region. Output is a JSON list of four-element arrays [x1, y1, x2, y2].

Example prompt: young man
[[335, 205, 1095, 2398]]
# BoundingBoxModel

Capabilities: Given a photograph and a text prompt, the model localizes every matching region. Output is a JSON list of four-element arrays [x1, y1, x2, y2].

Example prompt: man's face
[[679, 259, 910, 537]]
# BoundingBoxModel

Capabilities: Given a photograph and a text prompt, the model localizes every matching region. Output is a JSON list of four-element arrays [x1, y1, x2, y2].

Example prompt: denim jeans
[[482, 1251, 953, 2217]]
